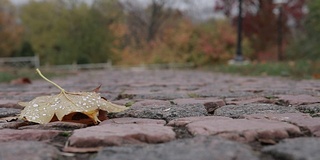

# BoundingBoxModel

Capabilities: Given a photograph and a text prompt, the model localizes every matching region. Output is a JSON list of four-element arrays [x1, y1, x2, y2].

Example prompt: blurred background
[[0, 0, 319, 80]]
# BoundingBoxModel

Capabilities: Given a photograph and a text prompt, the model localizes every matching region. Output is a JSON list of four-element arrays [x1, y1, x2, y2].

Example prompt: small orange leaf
[[10, 77, 32, 85], [313, 73, 320, 79]]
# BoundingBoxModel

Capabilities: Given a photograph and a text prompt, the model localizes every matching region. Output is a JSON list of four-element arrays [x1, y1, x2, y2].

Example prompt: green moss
[[124, 101, 135, 107], [187, 93, 200, 98], [59, 131, 72, 137]]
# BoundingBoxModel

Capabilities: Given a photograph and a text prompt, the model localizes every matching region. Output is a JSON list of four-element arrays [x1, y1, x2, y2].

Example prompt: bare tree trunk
[[147, 0, 164, 42], [122, 0, 173, 45]]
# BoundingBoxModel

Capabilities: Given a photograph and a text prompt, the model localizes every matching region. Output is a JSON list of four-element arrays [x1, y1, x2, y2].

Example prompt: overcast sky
[[11, 0, 94, 5], [10, 0, 218, 20], [11, 0, 32, 5], [11, 0, 216, 8]]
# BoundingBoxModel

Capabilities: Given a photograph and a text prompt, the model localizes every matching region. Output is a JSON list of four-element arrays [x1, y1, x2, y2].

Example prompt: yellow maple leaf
[[19, 69, 128, 124]]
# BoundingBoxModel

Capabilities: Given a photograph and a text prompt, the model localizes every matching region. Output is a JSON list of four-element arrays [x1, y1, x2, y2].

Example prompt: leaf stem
[[37, 68, 78, 107], [36, 68, 65, 92]]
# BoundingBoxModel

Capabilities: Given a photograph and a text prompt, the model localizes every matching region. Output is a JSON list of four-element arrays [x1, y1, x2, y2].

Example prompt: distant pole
[[277, 6, 283, 61], [274, 0, 288, 61], [235, 0, 243, 61]]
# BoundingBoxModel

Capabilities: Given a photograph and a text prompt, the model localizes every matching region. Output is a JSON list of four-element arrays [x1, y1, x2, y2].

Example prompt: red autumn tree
[[215, 0, 307, 60]]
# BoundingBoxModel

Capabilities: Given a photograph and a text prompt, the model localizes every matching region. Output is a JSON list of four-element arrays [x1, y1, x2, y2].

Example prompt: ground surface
[[0, 68, 320, 160]]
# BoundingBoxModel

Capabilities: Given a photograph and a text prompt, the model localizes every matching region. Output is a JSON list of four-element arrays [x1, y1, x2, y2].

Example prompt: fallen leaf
[[10, 77, 32, 85], [313, 73, 320, 79], [19, 69, 128, 124]]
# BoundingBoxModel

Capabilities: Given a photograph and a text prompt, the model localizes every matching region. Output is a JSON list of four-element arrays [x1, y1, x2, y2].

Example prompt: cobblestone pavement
[[0, 68, 320, 160]]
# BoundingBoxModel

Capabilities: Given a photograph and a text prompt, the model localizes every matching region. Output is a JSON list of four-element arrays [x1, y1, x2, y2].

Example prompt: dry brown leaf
[[10, 77, 32, 85], [19, 69, 128, 124], [313, 73, 320, 79]]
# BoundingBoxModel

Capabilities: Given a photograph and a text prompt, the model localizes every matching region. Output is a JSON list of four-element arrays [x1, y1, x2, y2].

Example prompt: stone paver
[[68, 118, 175, 147], [276, 94, 320, 105], [263, 138, 320, 160], [0, 102, 23, 109], [0, 69, 320, 159], [130, 99, 171, 107], [168, 116, 231, 126], [169, 116, 301, 142], [0, 108, 21, 118], [19, 121, 87, 130], [117, 91, 189, 100], [93, 136, 260, 160], [0, 129, 60, 142], [0, 141, 60, 160], [225, 97, 270, 105], [214, 103, 299, 118], [112, 104, 208, 121], [245, 113, 320, 136], [296, 103, 320, 117], [172, 97, 226, 114]]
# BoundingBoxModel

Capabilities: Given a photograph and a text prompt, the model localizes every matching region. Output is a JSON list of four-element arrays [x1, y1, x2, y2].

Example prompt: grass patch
[[0, 68, 64, 83], [0, 72, 15, 82], [210, 60, 320, 79]]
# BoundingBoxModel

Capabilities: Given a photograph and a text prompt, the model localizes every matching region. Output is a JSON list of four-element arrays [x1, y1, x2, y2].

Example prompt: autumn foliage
[[114, 18, 253, 66], [0, 1, 23, 57], [0, 0, 317, 65], [215, 0, 308, 61]]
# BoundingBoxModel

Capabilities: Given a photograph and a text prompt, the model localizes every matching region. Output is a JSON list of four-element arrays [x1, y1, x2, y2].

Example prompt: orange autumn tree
[[195, 20, 253, 63], [113, 18, 252, 66], [0, 0, 23, 57], [110, 0, 253, 66]]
